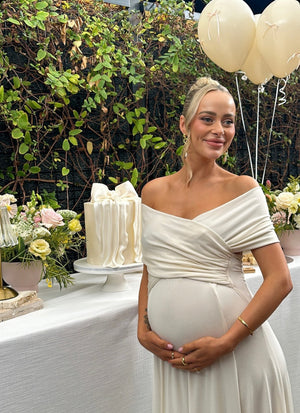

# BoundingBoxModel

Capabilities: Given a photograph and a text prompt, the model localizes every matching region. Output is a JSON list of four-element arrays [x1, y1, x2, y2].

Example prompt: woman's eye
[[223, 119, 234, 126], [201, 117, 213, 123]]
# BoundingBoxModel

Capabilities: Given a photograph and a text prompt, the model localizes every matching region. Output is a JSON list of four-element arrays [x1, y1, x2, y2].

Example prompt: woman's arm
[[169, 242, 293, 371], [137, 265, 182, 361]]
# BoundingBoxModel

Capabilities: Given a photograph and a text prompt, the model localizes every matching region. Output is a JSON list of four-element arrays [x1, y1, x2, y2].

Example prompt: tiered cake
[[84, 181, 142, 267]]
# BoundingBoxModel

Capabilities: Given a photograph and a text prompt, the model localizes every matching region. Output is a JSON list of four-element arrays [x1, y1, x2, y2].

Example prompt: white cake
[[84, 181, 142, 267]]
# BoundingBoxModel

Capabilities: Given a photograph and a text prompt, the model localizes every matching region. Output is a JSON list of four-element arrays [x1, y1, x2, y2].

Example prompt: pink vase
[[2, 261, 44, 292], [279, 230, 300, 256]]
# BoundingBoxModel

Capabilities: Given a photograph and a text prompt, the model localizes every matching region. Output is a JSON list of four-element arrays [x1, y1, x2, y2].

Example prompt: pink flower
[[33, 213, 42, 224], [41, 208, 64, 228], [266, 180, 271, 189], [271, 211, 286, 225]]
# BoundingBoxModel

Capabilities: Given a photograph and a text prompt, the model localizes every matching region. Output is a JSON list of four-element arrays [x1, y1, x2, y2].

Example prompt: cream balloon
[[256, 0, 300, 78], [241, 15, 273, 85], [197, 0, 256, 73]]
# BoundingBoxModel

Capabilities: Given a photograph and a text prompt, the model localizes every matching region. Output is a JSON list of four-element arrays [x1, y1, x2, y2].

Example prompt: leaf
[[62, 167, 70, 176], [87, 141, 93, 155], [131, 168, 138, 187], [26, 100, 42, 110], [17, 113, 29, 129], [154, 141, 167, 150], [37, 50, 47, 61], [11, 128, 24, 139], [69, 136, 78, 146], [140, 138, 146, 149], [0, 85, 4, 103], [62, 139, 70, 151], [13, 77, 21, 89], [19, 143, 29, 154], [35, 1, 48, 9], [69, 129, 82, 136], [109, 177, 118, 184], [36, 11, 49, 21], [29, 166, 41, 174], [7, 17, 20, 25]]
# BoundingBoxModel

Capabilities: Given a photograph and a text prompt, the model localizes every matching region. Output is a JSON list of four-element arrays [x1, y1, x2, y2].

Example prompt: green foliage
[[0, 0, 298, 209]]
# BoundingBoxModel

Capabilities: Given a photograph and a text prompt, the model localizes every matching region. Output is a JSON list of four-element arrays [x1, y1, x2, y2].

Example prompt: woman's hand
[[138, 329, 182, 362], [168, 336, 230, 372]]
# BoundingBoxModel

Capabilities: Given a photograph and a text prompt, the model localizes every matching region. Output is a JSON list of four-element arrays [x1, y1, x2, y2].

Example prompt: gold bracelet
[[237, 316, 253, 335]]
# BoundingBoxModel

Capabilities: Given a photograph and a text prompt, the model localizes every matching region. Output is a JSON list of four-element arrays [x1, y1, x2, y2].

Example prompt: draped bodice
[[141, 187, 278, 290]]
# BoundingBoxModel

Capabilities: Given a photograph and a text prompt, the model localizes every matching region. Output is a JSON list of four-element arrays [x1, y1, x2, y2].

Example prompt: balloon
[[256, 0, 300, 78], [198, 0, 256, 72], [241, 15, 273, 85]]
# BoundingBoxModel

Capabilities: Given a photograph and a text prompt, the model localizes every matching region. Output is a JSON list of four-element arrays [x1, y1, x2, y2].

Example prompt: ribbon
[[91, 181, 139, 202], [207, 9, 220, 41]]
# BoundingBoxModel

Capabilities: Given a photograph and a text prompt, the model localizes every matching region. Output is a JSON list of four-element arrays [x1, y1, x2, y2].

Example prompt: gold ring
[[171, 352, 175, 360], [181, 357, 187, 366]]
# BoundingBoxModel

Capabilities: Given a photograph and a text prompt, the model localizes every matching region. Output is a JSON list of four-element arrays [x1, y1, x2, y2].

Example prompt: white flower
[[275, 192, 295, 211], [294, 215, 300, 229], [58, 210, 77, 220], [0, 194, 17, 205], [33, 226, 51, 239]]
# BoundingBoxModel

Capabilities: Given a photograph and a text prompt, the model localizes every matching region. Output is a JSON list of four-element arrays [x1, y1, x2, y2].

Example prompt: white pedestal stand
[[73, 258, 143, 292]]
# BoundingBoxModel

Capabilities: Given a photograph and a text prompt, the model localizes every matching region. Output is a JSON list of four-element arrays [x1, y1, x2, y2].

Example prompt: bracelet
[[237, 316, 253, 335]]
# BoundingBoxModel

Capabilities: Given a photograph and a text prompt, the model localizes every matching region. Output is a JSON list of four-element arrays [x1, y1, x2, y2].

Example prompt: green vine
[[0, 0, 298, 211]]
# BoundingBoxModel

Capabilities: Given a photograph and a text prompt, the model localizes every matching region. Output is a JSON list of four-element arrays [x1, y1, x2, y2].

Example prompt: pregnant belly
[[148, 278, 248, 350]]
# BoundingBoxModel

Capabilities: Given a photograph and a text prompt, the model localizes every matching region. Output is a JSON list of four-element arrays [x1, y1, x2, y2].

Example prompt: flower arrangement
[[262, 176, 300, 234], [0, 190, 83, 288]]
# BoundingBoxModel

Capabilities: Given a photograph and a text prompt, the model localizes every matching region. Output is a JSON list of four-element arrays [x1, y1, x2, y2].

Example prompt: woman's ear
[[179, 115, 188, 135]]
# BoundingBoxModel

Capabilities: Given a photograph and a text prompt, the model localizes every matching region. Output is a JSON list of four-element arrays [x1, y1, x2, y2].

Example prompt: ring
[[181, 357, 187, 366], [171, 352, 175, 360]]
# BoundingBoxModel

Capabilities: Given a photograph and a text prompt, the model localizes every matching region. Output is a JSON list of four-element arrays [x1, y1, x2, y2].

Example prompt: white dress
[[141, 187, 294, 413]]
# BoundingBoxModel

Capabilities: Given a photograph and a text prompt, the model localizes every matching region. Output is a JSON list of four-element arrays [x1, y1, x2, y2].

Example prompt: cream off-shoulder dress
[[141, 186, 294, 413]]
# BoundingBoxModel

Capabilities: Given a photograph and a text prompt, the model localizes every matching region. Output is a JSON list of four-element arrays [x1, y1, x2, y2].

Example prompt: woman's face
[[181, 90, 236, 161]]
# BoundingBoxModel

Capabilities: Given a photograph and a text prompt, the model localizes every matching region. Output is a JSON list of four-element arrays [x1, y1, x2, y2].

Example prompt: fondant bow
[[91, 181, 139, 202]]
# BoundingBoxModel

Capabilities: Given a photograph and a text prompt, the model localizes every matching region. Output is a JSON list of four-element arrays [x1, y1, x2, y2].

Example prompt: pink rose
[[41, 208, 64, 228]]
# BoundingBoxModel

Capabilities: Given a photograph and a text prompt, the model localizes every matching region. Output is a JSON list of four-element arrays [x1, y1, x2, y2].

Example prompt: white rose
[[275, 192, 295, 210]]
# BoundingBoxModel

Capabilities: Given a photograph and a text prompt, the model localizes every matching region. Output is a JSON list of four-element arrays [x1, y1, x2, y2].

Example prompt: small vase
[[279, 230, 300, 256], [2, 261, 44, 292]]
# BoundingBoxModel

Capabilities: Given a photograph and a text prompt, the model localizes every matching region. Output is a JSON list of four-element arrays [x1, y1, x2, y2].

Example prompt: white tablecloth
[[0, 257, 299, 413], [0, 271, 152, 413]]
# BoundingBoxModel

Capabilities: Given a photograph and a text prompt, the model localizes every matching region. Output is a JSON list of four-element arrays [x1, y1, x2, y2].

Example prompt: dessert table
[[0, 257, 299, 413]]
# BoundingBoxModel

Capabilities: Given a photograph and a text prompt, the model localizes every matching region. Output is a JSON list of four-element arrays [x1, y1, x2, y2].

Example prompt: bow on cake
[[91, 181, 139, 202]]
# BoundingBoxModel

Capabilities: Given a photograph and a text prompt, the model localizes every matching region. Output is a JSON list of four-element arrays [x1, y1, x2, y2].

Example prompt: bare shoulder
[[230, 174, 259, 195], [220, 173, 259, 199], [141, 176, 171, 207]]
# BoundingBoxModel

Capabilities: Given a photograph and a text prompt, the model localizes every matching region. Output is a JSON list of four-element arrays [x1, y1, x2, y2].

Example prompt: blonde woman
[[138, 77, 294, 412]]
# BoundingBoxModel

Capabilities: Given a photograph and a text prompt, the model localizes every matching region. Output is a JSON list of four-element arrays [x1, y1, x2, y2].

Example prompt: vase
[[2, 261, 44, 292], [279, 230, 300, 256]]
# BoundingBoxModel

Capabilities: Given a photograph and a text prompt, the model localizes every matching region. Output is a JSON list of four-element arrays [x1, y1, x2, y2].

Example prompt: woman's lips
[[204, 140, 225, 148]]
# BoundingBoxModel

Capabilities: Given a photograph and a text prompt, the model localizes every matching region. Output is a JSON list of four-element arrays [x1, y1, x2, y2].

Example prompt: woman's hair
[[181, 77, 231, 162]]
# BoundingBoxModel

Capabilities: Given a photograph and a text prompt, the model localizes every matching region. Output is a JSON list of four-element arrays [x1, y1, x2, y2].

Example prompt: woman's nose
[[212, 121, 224, 135]]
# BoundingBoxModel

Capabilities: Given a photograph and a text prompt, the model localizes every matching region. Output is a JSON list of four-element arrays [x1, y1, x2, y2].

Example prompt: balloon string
[[278, 75, 289, 106], [235, 73, 254, 178], [261, 79, 280, 184], [207, 10, 220, 41], [255, 86, 261, 181]]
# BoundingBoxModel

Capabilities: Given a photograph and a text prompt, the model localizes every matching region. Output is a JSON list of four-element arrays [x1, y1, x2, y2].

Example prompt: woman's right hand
[[138, 329, 182, 362]]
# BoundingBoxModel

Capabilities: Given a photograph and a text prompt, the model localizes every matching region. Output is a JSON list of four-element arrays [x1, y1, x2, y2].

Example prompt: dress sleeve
[[226, 187, 279, 253]]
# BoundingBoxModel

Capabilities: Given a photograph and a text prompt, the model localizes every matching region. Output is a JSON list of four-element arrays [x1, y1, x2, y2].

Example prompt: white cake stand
[[73, 258, 143, 292]]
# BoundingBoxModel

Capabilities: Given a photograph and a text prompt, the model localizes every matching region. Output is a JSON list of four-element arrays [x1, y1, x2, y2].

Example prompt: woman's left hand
[[168, 336, 229, 372]]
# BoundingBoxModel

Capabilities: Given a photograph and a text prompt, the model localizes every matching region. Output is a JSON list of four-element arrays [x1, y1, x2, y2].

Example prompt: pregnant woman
[[138, 77, 294, 412]]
